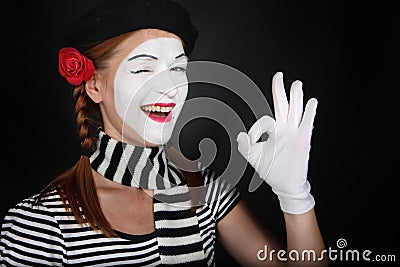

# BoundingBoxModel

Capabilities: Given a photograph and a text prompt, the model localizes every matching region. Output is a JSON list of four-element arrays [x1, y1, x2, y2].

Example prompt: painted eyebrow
[[175, 53, 186, 59], [128, 54, 158, 61]]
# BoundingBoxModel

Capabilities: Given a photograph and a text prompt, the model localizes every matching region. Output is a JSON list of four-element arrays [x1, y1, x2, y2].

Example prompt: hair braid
[[73, 85, 102, 150]]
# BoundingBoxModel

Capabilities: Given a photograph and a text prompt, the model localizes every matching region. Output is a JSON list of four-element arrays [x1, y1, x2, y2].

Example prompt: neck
[[89, 130, 184, 190], [101, 124, 161, 148]]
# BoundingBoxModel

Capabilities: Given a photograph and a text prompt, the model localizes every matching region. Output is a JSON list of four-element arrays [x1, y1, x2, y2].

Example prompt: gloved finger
[[272, 72, 289, 123], [248, 115, 276, 144], [236, 132, 250, 155], [288, 80, 304, 127], [300, 98, 318, 133]]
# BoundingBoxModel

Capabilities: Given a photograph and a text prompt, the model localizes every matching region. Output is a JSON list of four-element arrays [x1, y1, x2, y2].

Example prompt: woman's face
[[100, 29, 188, 146]]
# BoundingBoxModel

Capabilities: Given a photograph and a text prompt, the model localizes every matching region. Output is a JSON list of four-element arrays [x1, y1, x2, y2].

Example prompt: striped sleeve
[[201, 167, 241, 223], [0, 196, 65, 266]]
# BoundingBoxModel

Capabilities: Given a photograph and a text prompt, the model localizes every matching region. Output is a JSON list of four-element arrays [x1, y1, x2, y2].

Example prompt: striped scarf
[[89, 130, 207, 266]]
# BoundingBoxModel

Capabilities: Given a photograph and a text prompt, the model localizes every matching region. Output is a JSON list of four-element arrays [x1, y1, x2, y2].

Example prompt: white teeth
[[141, 105, 173, 113]]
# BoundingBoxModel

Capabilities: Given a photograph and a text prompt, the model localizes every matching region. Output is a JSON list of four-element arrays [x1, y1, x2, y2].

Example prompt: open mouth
[[140, 103, 175, 123]]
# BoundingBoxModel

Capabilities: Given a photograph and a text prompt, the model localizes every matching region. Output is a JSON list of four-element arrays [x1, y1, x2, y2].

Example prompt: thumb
[[248, 115, 276, 144], [236, 132, 250, 156]]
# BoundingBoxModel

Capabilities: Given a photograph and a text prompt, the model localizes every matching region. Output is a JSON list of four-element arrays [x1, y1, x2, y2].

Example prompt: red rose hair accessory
[[58, 47, 95, 86]]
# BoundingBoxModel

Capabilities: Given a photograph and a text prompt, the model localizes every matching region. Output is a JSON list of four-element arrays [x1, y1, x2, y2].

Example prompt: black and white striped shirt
[[0, 168, 240, 266]]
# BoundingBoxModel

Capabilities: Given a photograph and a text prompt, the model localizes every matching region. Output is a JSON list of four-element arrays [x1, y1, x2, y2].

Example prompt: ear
[[85, 72, 104, 103]]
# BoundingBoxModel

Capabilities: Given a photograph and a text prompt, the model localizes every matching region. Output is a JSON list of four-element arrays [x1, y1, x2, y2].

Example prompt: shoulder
[[200, 163, 240, 198], [198, 164, 241, 223], [1, 190, 64, 235], [1, 191, 66, 266], [10, 189, 64, 212], [3, 190, 59, 214]]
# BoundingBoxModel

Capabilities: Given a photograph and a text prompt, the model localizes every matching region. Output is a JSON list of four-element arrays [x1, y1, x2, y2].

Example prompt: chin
[[141, 127, 173, 146]]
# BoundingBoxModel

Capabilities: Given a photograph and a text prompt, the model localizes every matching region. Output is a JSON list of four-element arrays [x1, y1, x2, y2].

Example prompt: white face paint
[[114, 37, 188, 145]]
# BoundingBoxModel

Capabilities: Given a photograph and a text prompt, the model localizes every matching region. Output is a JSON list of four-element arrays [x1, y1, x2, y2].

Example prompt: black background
[[7, 1, 399, 266]]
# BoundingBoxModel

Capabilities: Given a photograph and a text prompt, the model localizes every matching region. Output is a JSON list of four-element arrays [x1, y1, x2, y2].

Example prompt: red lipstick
[[140, 103, 176, 123]]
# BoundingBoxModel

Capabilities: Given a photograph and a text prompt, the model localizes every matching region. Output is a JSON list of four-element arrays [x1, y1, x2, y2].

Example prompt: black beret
[[65, 0, 198, 55]]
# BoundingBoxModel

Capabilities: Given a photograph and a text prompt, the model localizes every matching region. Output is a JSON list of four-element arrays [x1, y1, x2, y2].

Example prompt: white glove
[[236, 72, 318, 214]]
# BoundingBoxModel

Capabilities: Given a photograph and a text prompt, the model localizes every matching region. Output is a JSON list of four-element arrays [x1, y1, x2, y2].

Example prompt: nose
[[165, 86, 178, 98], [155, 71, 179, 98]]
